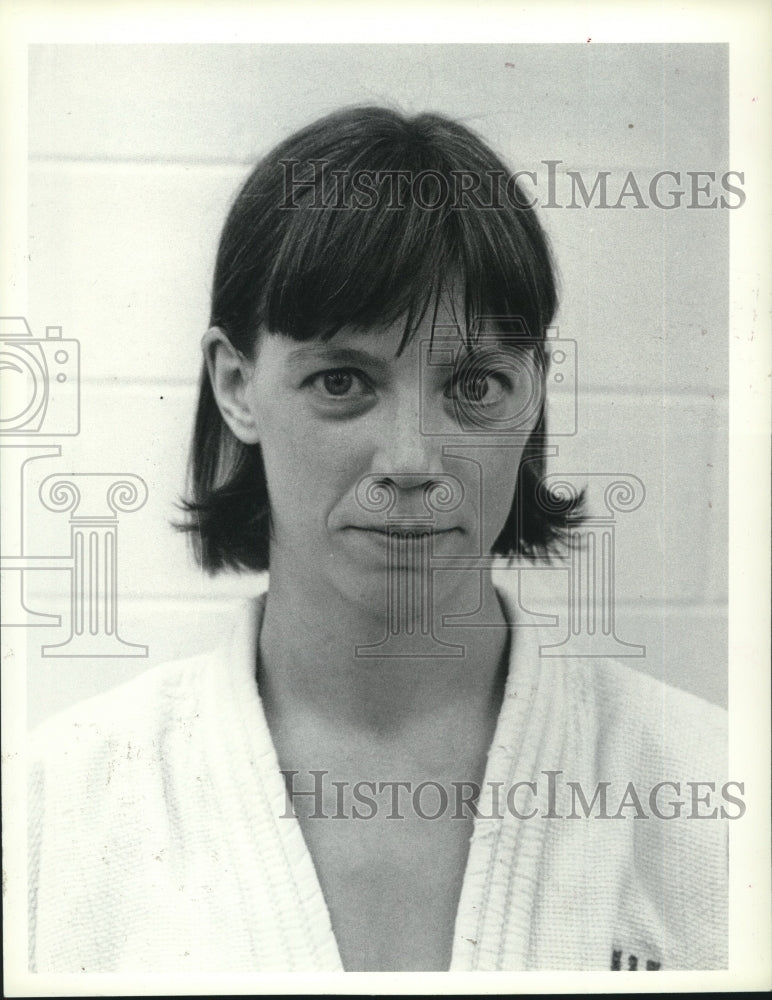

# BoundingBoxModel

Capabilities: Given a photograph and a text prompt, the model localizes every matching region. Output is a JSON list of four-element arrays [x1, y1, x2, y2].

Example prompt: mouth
[[348, 525, 460, 537], [340, 525, 464, 567]]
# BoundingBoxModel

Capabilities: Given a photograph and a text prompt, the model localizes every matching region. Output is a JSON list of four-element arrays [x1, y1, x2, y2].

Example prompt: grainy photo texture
[[5, 42, 747, 982]]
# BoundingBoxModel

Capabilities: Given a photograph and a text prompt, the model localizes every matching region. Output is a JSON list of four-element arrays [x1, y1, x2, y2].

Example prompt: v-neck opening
[[222, 577, 560, 971]]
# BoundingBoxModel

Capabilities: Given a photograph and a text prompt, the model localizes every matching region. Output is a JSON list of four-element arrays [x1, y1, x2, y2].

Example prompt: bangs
[[213, 108, 557, 354], [263, 181, 545, 351], [261, 170, 553, 352]]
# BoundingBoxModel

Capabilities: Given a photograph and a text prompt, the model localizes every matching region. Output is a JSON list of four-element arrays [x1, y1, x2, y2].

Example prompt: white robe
[[29, 577, 728, 972]]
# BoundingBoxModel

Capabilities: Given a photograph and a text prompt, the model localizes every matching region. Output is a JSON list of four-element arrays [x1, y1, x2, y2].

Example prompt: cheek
[[256, 409, 371, 516], [475, 443, 527, 536]]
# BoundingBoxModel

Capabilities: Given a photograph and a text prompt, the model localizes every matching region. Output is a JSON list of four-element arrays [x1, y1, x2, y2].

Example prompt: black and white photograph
[[2, 2, 769, 994]]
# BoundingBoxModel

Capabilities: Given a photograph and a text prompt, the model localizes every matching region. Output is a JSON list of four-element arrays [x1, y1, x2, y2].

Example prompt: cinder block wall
[[25, 44, 728, 725]]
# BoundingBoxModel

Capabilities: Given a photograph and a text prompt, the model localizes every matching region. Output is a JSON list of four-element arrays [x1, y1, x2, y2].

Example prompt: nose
[[370, 390, 445, 480], [355, 471, 465, 525]]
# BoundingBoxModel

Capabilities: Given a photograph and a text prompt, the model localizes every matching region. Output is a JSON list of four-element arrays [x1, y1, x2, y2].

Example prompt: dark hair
[[179, 106, 583, 573]]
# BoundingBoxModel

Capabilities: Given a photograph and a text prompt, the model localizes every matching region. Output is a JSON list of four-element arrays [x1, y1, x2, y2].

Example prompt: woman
[[29, 107, 728, 973]]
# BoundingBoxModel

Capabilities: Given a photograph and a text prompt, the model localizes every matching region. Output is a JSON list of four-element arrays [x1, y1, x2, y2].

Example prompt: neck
[[258, 560, 511, 740]]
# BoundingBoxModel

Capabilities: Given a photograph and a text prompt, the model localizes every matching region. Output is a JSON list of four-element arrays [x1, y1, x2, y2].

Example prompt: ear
[[202, 327, 261, 444]]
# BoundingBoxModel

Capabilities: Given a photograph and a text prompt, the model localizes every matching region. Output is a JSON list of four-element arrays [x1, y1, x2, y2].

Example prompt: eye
[[447, 369, 511, 407], [321, 370, 356, 396], [304, 367, 375, 408]]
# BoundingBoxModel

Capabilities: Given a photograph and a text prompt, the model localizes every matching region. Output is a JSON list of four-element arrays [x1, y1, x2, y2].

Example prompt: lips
[[340, 524, 465, 567], [348, 525, 460, 536]]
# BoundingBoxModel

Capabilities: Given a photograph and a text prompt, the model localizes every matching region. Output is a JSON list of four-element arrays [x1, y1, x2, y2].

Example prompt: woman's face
[[242, 302, 543, 608]]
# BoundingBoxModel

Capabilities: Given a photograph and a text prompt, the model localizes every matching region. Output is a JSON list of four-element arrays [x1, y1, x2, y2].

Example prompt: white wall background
[[23, 44, 728, 725]]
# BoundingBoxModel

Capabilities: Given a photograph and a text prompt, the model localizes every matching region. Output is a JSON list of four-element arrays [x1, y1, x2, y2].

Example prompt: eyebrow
[[285, 337, 535, 374], [285, 345, 392, 375]]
